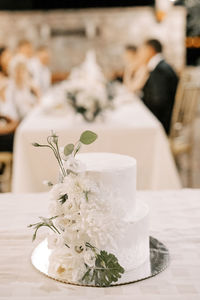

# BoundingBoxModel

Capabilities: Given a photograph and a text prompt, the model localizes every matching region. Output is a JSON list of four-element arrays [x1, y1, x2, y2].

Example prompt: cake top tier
[[77, 152, 136, 171]]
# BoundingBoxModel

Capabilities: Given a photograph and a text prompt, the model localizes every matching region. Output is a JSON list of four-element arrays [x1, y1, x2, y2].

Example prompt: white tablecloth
[[0, 189, 200, 299], [12, 100, 181, 192]]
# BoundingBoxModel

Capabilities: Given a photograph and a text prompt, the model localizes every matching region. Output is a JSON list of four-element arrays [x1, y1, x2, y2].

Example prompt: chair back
[[169, 69, 200, 139], [0, 152, 13, 192]]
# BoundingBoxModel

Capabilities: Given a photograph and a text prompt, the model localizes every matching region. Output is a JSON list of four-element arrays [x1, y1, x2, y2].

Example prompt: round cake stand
[[31, 236, 169, 287]]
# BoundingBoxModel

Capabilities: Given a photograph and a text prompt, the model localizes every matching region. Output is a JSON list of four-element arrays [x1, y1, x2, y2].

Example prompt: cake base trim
[[31, 236, 169, 287]]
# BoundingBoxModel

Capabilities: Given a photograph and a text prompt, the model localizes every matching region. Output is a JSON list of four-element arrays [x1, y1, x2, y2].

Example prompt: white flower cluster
[[64, 79, 108, 122], [47, 169, 121, 283], [59, 150, 86, 174], [75, 87, 107, 117], [62, 50, 109, 121]]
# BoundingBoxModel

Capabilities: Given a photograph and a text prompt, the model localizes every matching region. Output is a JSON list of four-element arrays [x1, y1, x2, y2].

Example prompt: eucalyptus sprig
[[82, 243, 125, 287], [64, 130, 98, 157], [32, 131, 67, 178], [28, 216, 59, 242], [32, 130, 98, 179]]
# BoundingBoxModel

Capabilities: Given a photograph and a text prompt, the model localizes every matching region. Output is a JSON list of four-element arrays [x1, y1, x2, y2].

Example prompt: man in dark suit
[[139, 39, 178, 135]]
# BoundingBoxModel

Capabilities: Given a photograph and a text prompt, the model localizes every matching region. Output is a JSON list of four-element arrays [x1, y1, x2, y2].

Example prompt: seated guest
[[0, 72, 18, 167], [0, 46, 12, 77], [16, 39, 34, 60], [123, 45, 149, 94], [0, 115, 18, 153], [0, 115, 18, 179], [6, 55, 39, 121], [16, 39, 39, 85], [139, 39, 178, 134], [29, 46, 51, 95], [0, 78, 10, 116]]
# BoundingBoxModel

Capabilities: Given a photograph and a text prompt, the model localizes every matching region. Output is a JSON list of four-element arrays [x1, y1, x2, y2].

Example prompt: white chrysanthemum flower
[[49, 183, 63, 201], [47, 169, 125, 282], [48, 246, 86, 282], [76, 91, 93, 109], [64, 155, 86, 174], [49, 201, 61, 217], [48, 233, 65, 249]]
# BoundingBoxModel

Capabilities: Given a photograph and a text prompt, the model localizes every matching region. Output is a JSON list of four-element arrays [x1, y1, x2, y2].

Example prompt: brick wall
[[0, 7, 186, 74]]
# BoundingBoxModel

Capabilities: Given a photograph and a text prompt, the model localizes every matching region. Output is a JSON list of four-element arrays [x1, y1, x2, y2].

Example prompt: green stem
[[85, 242, 98, 253], [55, 140, 67, 177], [51, 224, 60, 234], [47, 137, 66, 178], [73, 140, 81, 157]]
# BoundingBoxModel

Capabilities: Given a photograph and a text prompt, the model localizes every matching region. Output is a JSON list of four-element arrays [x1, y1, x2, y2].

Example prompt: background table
[[12, 100, 181, 192], [0, 189, 200, 299]]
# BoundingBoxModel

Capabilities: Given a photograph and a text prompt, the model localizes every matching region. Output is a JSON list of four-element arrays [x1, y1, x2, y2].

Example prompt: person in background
[[0, 80, 18, 159], [139, 39, 178, 135], [0, 114, 18, 182], [0, 78, 10, 116], [6, 55, 39, 121], [16, 39, 40, 87], [0, 46, 13, 78], [29, 45, 51, 95], [17, 39, 34, 59], [123, 45, 149, 94], [0, 115, 18, 153]]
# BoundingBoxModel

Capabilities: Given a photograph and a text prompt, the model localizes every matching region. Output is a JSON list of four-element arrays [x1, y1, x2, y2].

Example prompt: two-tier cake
[[30, 131, 150, 286]]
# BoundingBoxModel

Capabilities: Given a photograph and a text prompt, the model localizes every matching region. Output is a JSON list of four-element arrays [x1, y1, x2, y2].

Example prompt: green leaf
[[64, 144, 74, 156], [82, 268, 91, 283], [82, 249, 124, 286], [59, 194, 68, 205], [80, 131, 98, 145], [84, 190, 90, 202]]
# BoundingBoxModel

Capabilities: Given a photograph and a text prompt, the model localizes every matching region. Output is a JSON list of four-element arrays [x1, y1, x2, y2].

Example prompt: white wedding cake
[[30, 131, 149, 286], [77, 153, 149, 270]]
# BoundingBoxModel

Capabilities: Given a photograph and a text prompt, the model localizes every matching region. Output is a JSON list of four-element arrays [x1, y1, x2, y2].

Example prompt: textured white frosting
[[104, 201, 149, 270], [77, 152, 137, 217], [77, 152, 149, 271]]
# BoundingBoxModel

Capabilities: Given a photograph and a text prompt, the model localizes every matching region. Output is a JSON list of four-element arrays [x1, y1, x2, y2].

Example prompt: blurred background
[[0, 0, 199, 72], [0, 0, 200, 192]]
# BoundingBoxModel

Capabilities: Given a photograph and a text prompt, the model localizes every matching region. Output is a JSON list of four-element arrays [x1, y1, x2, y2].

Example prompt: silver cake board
[[31, 236, 169, 287]]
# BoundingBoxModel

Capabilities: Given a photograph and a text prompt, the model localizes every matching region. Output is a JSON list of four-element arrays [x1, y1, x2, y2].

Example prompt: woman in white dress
[[6, 55, 40, 121]]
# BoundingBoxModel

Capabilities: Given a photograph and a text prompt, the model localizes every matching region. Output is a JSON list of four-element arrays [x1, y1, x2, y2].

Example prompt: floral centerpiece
[[66, 85, 114, 122], [64, 50, 115, 122], [29, 130, 124, 286]]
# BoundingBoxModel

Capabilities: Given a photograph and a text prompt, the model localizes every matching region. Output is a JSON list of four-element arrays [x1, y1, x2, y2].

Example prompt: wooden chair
[[0, 152, 12, 192], [0, 116, 18, 192], [169, 78, 200, 186]]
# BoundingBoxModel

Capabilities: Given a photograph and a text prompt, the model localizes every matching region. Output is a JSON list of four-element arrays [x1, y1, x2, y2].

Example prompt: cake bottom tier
[[46, 200, 149, 284], [103, 201, 149, 271]]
